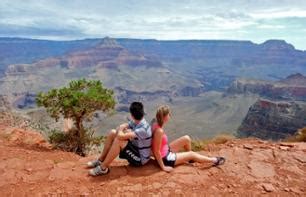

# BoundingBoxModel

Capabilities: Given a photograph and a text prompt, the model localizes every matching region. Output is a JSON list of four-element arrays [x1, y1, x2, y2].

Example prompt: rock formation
[[237, 99, 306, 140], [228, 73, 306, 101]]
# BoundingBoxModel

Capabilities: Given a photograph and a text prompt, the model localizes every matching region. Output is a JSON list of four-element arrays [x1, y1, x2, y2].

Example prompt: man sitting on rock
[[87, 102, 152, 176]]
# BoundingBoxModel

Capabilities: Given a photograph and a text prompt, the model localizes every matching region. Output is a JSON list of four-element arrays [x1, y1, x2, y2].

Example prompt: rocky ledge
[[0, 125, 305, 196]]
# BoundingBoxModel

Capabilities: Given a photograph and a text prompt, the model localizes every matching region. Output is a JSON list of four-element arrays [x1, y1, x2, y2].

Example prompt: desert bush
[[37, 79, 115, 156], [48, 129, 106, 153], [285, 127, 306, 142], [191, 134, 235, 151]]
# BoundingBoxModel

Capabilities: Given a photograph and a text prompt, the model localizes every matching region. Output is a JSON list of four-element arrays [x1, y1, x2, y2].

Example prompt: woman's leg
[[169, 135, 192, 153], [175, 151, 217, 166], [98, 129, 117, 161]]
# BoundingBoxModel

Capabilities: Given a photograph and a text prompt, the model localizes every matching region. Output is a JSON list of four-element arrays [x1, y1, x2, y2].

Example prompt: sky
[[1, 0, 306, 50]]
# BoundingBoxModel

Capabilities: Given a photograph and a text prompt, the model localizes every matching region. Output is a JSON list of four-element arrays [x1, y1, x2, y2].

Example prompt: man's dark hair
[[129, 102, 144, 120]]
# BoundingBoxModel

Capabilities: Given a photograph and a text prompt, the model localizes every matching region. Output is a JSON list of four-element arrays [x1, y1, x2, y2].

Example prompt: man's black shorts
[[119, 141, 142, 166]]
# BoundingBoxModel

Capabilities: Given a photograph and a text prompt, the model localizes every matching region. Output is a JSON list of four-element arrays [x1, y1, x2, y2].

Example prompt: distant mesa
[[4, 37, 163, 71], [95, 37, 124, 49], [280, 73, 306, 86], [260, 39, 295, 51]]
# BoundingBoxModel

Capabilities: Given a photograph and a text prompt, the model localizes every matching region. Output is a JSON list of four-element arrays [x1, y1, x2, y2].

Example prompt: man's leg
[[100, 137, 128, 169], [98, 129, 117, 161]]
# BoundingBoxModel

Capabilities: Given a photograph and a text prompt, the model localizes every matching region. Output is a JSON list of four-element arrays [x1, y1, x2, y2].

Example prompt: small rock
[[210, 186, 218, 191], [262, 183, 275, 192], [279, 146, 290, 151], [129, 183, 142, 192], [175, 189, 183, 194], [48, 176, 55, 181], [218, 184, 225, 189], [280, 143, 294, 147], [243, 144, 253, 150], [152, 182, 163, 189], [272, 150, 276, 158], [284, 188, 290, 192], [292, 154, 306, 163], [165, 182, 176, 188], [290, 187, 302, 194]]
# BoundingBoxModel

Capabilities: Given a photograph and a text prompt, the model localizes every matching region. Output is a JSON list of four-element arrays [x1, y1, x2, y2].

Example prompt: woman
[[152, 105, 225, 172]]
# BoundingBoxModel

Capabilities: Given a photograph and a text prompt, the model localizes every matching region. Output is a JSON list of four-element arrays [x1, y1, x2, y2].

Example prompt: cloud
[[0, 0, 305, 49]]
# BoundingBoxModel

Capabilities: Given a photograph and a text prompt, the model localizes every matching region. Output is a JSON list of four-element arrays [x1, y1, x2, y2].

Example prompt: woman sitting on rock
[[152, 105, 225, 172]]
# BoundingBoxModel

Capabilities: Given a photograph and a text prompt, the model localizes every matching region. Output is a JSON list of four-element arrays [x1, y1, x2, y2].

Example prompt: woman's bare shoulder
[[155, 127, 164, 134]]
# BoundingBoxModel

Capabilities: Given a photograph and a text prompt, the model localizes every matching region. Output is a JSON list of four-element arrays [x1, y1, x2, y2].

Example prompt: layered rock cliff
[[228, 73, 306, 101], [7, 37, 162, 71], [237, 99, 306, 140]]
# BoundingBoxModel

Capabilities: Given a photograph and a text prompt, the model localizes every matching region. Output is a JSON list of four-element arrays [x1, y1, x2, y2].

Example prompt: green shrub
[[37, 79, 115, 156]]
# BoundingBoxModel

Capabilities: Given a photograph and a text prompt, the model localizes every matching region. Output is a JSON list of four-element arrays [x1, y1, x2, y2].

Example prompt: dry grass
[[191, 134, 235, 151], [285, 127, 306, 142]]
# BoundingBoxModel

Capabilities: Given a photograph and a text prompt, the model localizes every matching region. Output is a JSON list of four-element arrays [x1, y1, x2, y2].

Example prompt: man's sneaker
[[88, 166, 110, 176], [87, 159, 102, 168]]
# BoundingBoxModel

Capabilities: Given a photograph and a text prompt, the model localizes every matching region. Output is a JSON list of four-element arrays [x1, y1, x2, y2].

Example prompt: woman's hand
[[162, 166, 173, 172]]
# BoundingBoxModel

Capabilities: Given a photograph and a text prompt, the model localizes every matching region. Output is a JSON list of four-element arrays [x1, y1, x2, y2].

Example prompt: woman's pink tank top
[[152, 122, 169, 158]]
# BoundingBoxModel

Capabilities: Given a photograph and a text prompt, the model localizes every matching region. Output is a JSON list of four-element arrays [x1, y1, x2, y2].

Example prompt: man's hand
[[117, 123, 129, 132], [123, 128, 132, 133]]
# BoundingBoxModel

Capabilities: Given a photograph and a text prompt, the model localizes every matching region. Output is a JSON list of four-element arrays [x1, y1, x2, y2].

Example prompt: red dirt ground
[[0, 125, 305, 196]]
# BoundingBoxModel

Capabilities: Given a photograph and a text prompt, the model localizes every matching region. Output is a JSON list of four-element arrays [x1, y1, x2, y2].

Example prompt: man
[[87, 102, 152, 176]]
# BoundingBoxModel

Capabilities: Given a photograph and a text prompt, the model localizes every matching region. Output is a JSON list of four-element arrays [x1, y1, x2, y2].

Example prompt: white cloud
[[250, 8, 306, 19], [256, 24, 286, 29], [0, 0, 306, 49]]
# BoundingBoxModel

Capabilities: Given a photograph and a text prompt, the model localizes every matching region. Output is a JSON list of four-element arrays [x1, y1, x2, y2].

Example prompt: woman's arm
[[153, 128, 173, 172]]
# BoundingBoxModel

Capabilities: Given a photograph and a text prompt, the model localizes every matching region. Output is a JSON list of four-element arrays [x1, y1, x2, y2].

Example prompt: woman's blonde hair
[[156, 105, 171, 127]]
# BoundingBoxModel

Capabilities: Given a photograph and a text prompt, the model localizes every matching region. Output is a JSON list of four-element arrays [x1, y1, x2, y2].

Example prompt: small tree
[[36, 79, 116, 155]]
